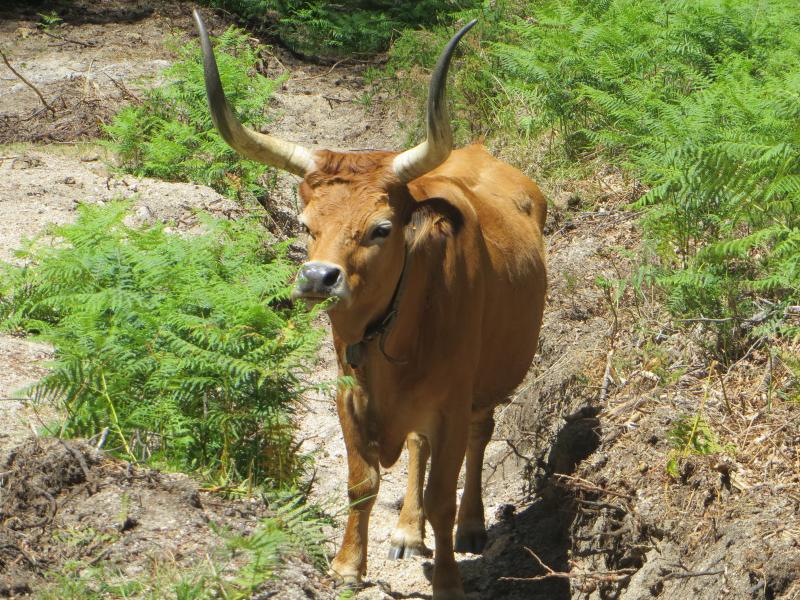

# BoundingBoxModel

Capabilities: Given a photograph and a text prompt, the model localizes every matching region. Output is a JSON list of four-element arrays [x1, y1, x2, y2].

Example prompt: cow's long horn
[[193, 10, 316, 176], [392, 20, 477, 184]]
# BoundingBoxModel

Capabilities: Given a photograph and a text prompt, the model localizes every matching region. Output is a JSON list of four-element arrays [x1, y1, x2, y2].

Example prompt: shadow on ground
[[385, 407, 602, 600]]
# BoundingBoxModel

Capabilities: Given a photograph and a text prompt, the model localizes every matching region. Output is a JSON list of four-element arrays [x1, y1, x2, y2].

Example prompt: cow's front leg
[[330, 386, 380, 585], [425, 410, 469, 600], [388, 432, 432, 559]]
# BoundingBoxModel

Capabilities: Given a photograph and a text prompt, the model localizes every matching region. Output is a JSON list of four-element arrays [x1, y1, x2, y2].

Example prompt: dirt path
[[0, 4, 544, 596], [0, 4, 505, 597]]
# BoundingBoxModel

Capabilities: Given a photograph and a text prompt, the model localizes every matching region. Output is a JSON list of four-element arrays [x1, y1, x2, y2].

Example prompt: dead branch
[[553, 473, 632, 499], [323, 94, 353, 108], [41, 30, 96, 48], [500, 547, 637, 583], [0, 49, 55, 115], [293, 58, 349, 81], [104, 72, 141, 104], [662, 568, 725, 580], [0, 543, 38, 568], [712, 361, 733, 414], [58, 439, 97, 493], [660, 561, 725, 580]]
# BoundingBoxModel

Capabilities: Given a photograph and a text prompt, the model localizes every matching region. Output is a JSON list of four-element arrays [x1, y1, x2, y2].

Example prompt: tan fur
[[299, 143, 546, 599]]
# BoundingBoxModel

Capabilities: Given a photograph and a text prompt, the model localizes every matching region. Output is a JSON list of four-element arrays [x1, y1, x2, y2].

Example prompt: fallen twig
[[41, 30, 96, 48], [663, 568, 725, 580], [660, 561, 725, 580], [0, 49, 55, 115], [58, 438, 97, 493], [553, 473, 633, 499], [500, 547, 637, 583], [104, 72, 141, 104], [0, 543, 38, 568], [88, 548, 112, 566], [294, 58, 349, 81]]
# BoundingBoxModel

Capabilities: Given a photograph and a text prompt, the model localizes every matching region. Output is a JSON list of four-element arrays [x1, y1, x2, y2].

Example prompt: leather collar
[[345, 246, 410, 368]]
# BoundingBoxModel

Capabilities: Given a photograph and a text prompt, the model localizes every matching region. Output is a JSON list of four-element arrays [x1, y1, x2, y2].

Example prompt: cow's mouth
[[290, 289, 343, 310], [292, 290, 341, 308], [291, 261, 349, 308]]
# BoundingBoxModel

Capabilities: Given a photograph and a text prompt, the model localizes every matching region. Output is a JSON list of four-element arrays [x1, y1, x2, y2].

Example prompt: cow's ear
[[404, 197, 464, 253]]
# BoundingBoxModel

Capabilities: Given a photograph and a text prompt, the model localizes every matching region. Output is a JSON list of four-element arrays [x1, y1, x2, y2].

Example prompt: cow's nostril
[[322, 267, 341, 287]]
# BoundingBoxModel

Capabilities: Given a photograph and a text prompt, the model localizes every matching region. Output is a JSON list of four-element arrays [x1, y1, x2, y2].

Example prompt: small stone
[[64, 176, 76, 185], [135, 205, 152, 221]]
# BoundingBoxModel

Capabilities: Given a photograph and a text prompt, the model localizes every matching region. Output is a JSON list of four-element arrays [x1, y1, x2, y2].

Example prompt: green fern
[[0, 203, 324, 487], [203, 0, 478, 57], [391, 0, 800, 358], [104, 27, 283, 204]]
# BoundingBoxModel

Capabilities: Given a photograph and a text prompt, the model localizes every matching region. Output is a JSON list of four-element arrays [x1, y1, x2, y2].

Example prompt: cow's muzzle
[[292, 261, 348, 304]]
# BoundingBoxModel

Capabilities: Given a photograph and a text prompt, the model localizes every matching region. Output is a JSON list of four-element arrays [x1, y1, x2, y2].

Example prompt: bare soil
[[1, 2, 798, 600], [0, 437, 333, 598]]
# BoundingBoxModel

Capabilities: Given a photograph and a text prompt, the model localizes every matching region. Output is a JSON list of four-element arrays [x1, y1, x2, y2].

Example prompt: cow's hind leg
[[330, 386, 380, 586], [426, 409, 469, 599], [388, 432, 432, 559], [454, 408, 495, 554]]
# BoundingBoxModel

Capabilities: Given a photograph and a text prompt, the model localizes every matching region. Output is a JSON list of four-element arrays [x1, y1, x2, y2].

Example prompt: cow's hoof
[[328, 563, 363, 589], [454, 527, 487, 554], [387, 540, 432, 560]]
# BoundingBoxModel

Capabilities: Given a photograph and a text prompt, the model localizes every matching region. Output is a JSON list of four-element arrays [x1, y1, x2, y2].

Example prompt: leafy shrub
[[0, 203, 323, 486], [390, 0, 800, 359], [209, 0, 479, 57], [105, 27, 283, 204]]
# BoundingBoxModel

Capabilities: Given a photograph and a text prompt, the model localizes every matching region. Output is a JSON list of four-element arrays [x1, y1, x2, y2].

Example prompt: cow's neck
[[368, 240, 445, 374], [344, 245, 410, 369]]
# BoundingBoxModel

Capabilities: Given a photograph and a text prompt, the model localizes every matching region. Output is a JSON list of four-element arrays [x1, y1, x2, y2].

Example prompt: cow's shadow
[[387, 407, 602, 600]]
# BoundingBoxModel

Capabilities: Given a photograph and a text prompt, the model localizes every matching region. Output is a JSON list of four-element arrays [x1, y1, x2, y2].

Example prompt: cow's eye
[[300, 222, 314, 239], [368, 222, 392, 243]]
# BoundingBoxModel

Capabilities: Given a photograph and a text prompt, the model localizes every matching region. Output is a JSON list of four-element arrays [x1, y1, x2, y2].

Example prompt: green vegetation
[[207, 0, 478, 57], [389, 0, 800, 360], [666, 412, 732, 478], [38, 495, 329, 599], [0, 202, 323, 487], [105, 27, 283, 204]]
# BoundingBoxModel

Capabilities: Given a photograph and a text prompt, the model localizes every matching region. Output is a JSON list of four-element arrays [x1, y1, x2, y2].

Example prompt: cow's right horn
[[392, 19, 477, 184], [193, 10, 316, 176]]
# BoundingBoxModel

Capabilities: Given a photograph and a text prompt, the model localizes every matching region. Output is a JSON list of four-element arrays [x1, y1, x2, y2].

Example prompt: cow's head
[[194, 11, 474, 344]]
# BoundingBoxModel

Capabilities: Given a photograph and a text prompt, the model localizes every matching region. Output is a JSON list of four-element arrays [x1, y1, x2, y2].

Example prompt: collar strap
[[346, 245, 410, 368]]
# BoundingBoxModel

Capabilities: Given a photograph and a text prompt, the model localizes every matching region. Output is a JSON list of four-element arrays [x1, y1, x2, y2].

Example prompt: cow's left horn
[[193, 10, 316, 176], [392, 19, 477, 184]]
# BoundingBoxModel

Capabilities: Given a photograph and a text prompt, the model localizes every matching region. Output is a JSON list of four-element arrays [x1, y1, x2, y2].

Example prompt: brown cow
[[194, 11, 547, 599]]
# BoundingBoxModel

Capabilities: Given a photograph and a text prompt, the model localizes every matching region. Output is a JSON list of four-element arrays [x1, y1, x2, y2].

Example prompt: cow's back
[[412, 144, 547, 406]]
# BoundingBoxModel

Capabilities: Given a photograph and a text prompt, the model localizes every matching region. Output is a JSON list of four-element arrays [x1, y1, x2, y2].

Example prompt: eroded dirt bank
[[1, 2, 798, 599]]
